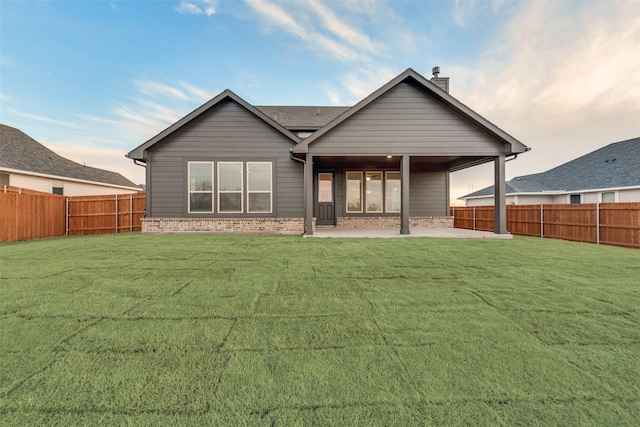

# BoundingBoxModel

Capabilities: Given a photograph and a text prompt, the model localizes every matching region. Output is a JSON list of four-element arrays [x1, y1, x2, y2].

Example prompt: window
[[385, 172, 401, 212], [318, 173, 333, 202], [52, 180, 64, 195], [189, 162, 213, 212], [247, 162, 272, 213], [0, 173, 9, 186], [218, 162, 243, 213], [569, 194, 581, 204], [346, 172, 363, 213], [601, 191, 615, 203], [365, 172, 383, 212]]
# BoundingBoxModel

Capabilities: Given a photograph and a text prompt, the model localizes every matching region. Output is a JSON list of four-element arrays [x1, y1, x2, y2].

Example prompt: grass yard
[[1, 233, 639, 426]]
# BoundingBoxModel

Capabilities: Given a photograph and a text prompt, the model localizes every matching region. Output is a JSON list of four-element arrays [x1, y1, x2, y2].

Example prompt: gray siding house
[[127, 68, 529, 235]]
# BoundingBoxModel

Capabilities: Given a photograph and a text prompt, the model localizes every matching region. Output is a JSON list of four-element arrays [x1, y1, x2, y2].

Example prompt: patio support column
[[494, 153, 507, 234], [304, 154, 314, 235], [401, 155, 410, 235]]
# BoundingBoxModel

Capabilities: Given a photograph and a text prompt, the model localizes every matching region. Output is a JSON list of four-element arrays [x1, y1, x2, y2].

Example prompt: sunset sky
[[2, 0, 639, 201]]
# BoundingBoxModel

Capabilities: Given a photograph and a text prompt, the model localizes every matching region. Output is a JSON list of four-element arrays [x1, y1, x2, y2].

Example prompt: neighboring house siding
[[308, 82, 502, 156], [5, 171, 137, 196], [147, 100, 301, 218], [620, 188, 640, 202]]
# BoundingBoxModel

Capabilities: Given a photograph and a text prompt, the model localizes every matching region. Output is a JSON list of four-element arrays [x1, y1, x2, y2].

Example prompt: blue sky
[[2, 0, 639, 201]]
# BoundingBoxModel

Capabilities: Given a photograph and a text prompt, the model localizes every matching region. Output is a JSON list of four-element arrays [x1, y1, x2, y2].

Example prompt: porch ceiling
[[311, 155, 492, 171]]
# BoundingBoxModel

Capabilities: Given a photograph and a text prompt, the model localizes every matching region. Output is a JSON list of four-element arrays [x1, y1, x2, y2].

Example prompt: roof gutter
[[134, 159, 146, 167]]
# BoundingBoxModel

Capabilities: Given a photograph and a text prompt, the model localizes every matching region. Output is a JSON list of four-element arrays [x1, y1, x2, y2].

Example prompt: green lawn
[[1, 234, 639, 426]]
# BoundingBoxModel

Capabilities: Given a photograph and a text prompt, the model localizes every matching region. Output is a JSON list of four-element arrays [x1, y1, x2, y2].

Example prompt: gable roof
[[0, 124, 139, 189], [462, 136, 640, 199], [255, 106, 350, 130], [292, 68, 529, 155], [127, 90, 301, 161]]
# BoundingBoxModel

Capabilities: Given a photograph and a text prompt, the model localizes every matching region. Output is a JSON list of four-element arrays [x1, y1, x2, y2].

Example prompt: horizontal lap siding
[[149, 101, 302, 218], [309, 82, 502, 156], [410, 170, 448, 216]]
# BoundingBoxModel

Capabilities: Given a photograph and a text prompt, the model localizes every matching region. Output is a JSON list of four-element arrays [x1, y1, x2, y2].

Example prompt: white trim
[[187, 161, 214, 213], [217, 162, 243, 213], [345, 171, 363, 213], [0, 166, 140, 192], [247, 162, 272, 213]]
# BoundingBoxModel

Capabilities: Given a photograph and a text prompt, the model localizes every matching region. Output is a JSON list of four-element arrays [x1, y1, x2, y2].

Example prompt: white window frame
[[601, 191, 616, 203], [569, 194, 581, 204], [365, 171, 383, 213], [188, 162, 214, 213], [385, 171, 402, 213], [247, 162, 272, 213], [345, 171, 363, 213], [218, 162, 243, 213]]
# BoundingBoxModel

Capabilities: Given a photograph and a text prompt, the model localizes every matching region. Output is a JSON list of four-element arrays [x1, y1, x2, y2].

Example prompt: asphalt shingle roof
[[463, 137, 640, 198], [255, 106, 350, 129], [1, 124, 138, 188]]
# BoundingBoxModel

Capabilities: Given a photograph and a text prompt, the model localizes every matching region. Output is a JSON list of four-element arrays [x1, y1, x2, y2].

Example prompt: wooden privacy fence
[[450, 203, 640, 249], [0, 186, 145, 243], [66, 193, 146, 236]]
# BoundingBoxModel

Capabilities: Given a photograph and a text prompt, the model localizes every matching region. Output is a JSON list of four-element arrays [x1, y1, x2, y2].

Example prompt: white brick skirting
[[142, 217, 304, 234], [333, 216, 454, 229]]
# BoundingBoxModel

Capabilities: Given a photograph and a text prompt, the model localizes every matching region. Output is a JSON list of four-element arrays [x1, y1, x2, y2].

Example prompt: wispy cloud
[[9, 109, 85, 130], [245, 0, 373, 62], [175, 0, 216, 16], [109, 2, 119, 12]]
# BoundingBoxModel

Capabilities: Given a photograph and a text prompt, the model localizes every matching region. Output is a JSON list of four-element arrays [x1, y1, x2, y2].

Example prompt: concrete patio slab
[[306, 228, 513, 239]]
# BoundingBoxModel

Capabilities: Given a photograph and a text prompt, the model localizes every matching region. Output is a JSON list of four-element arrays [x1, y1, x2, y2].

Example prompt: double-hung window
[[346, 172, 363, 213], [365, 172, 383, 213], [247, 162, 272, 213], [218, 162, 243, 213], [189, 162, 213, 212], [385, 172, 401, 212]]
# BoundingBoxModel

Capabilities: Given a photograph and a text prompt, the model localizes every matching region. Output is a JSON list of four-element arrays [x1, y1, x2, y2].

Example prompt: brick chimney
[[430, 66, 449, 93]]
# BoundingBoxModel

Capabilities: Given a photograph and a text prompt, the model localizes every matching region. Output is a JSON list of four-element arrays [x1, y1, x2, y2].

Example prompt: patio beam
[[305, 154, 314, 235], [401, 155, 410, 234], [494, 153, 507, 234]]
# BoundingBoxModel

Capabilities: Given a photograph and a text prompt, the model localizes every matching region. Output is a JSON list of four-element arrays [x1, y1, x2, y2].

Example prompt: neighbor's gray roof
[[462, 137, 640, 199], [0, 124, 139, 188], [255, 106, 350, 130]]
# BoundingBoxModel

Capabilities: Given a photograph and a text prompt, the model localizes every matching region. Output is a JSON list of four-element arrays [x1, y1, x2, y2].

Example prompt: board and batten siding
[[147, 100, 303, 218], [308, 82, 504, 156]]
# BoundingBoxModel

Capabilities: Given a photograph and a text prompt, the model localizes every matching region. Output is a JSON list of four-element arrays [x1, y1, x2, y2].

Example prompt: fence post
[[473, 206, 476, 230], [540, 205, 544, 238], [65, 198, 69, 236], [596, 203, 600, 245], [129, 193, 133, 232], [115, 195, 118, 234]]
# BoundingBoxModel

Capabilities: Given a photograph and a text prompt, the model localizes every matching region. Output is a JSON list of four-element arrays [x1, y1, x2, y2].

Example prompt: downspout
[[289, 148, 307, 234], [133, 159, 146, 167]]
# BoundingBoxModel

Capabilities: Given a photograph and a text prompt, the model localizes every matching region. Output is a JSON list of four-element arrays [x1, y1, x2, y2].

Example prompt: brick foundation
[[331, 216, 454, 229], [142, 217, 304, 234]]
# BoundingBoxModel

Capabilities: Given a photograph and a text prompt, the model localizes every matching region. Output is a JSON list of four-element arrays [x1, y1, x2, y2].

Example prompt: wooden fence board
[[451, 203, 640, 249], [0, 186, 145, 242]]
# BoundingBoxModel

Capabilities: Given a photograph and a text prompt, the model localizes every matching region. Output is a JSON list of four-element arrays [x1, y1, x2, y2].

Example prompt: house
[[460, 137, 640, 206], [0, 124, 140, 196], [126, 68, 529, 235]]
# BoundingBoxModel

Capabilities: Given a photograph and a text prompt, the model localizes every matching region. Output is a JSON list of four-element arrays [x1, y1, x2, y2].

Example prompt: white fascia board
[[459, 186, 640, 201], [0, 167, 140, 191]]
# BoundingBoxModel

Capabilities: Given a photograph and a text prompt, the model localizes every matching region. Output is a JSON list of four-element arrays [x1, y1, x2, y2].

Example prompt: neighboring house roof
[[462, 136, 640, 199], [292, 68, 529, 155], [0, 124, 139, 189], [127, 90, 301, 161], [255, 106, 350, 130]]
